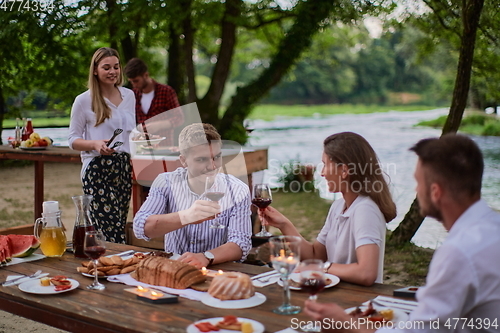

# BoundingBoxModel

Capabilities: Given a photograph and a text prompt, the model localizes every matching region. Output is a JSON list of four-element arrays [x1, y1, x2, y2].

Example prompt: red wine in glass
[[300, 275, 326, 296], [84, 246, 106, 260], [206, 192, 225, 201], [252, 198, 272, 209], [73, 225, 95, 258]]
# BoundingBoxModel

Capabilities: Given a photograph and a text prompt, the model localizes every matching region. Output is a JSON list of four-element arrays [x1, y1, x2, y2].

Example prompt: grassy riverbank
[[416, 111, 500, 136], [2, 104, 441, 128]]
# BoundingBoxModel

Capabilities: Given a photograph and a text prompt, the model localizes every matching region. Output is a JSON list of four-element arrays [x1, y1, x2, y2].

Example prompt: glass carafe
[[72, 194, 96, 258], [34, 209, 67, 258]]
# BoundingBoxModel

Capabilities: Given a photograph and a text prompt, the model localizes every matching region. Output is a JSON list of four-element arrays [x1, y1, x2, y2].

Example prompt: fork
[[110, 141, 123, 149], [106, 128, 123, 147], [2, 270, 42, 286]]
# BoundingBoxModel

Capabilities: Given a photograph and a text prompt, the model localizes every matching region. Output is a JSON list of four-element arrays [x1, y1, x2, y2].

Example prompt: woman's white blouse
[[68, 87, 136, 178]]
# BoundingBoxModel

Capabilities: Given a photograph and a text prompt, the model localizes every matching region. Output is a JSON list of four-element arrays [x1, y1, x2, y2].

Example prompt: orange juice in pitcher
[[34, 201, 67, 257]]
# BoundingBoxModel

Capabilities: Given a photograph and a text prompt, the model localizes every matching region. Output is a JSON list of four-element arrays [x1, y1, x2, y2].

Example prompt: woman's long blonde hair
[[324, 132, 397, 222], [88, 47, 123, 126]]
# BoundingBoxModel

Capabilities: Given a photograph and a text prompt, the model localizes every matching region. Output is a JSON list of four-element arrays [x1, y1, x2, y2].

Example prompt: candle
[[136, 286, 148, 293], [217, 270, 224, 275], [201, 267, 207, 275], [150, 290, 163, 298]]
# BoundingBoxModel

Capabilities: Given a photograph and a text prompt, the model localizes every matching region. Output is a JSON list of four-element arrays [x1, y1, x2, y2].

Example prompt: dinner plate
[[82, 273, 108, 279], [345, 306, 409, 325], [278, 273, 340, 290], [18, 278, 79, 294], [187, 317, 265, 333], [19, 146, 47, 150], [131, 137, 166, 144], [201, 292, 266, 309]]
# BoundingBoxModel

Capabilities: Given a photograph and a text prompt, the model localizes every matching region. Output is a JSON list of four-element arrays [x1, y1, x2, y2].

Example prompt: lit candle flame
[[217, 270, 224, 275], [151, 291, 163, 297], [137, 286, 148, 292], [280, 249, 285, 257], [201, 267, 207, 275]]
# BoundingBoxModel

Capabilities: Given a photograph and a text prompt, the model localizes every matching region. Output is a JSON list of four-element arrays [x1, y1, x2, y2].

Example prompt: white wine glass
[[269, 235, 301, 315], [252, 184, 273, 237], [205, 172, 226, 229], [84, 230, 106, 290]]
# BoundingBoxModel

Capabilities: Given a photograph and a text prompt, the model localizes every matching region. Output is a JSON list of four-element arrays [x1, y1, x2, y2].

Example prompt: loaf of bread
[[131, 256, 206, 289]]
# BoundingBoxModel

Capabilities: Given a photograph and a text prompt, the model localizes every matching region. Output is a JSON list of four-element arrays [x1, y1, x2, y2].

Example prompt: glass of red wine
[[205, 172, 226, 229], [252, 184, 273, 237], [84, 230, 106, 290], [299, 259, 326, 301]]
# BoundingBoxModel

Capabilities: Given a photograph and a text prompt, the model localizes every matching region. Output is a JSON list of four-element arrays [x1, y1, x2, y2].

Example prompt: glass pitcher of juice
[[34, 201, 67, 257]]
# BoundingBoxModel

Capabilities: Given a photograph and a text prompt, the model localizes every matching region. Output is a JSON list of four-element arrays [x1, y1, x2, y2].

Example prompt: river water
[[3, 108, 499, 248]]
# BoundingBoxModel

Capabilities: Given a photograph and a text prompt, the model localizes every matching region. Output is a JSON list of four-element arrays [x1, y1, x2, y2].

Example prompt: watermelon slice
[[8, 235, 40, 258], [0, 235, 12, 264]]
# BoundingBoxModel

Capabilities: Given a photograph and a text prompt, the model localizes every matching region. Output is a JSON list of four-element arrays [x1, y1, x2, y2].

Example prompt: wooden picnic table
[[0, 145, 268, 221], [0, 242, 403, 333]]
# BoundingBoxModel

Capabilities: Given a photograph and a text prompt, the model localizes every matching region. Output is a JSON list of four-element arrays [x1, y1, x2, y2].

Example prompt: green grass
[[3, 104, 442, 128], [271, 189, 433, 286], [416, 113, 500, 136], [249, 104, 441, 121]]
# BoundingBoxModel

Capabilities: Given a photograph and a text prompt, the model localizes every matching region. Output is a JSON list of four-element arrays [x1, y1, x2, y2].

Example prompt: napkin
[[3, 273, 50, 287], [363, 295, 418, 313], [252, 275, 280, 288], [107, 274, 206, 301]]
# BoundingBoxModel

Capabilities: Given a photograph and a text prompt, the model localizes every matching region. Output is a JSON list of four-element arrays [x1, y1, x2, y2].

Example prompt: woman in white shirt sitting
[[259, 132, 396, 286], [68, 47, 136, 243]]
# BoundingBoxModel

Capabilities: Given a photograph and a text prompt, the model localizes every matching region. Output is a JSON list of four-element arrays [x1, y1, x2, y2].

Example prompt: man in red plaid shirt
[[125, 58, 184, 146]]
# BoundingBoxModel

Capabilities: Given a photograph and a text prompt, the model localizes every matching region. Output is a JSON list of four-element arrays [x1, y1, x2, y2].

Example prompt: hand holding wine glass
[[252, 184, 273, 237], [84, 230, 106, 290], [205, 171, 226, 229]]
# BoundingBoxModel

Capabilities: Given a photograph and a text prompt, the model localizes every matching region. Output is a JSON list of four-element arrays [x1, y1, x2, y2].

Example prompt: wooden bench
[[125, 222, 164, 250]]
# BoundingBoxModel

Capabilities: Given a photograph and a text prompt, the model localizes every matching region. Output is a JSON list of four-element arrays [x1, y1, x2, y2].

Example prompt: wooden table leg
[[34, 160, 44, 220]]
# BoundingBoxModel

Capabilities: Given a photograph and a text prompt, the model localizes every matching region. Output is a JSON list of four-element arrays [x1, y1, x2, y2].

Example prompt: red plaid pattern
[[134, 81, 184, 146]]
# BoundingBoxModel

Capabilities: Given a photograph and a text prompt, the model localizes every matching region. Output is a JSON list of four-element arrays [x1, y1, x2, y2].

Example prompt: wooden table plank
[[0, 242, 404, 333]]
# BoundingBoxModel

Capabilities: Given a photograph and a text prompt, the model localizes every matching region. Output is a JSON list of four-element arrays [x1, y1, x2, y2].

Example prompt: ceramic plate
[[201, 292, 266, 309], [187, 317, 264, 333], [19, 146, 47, 150], [345, 306, 409, 325], [278, 273, 340, 290], [82, 273, 108, 279], [131, 137, 166, 144], [18, 278, 79, 294]]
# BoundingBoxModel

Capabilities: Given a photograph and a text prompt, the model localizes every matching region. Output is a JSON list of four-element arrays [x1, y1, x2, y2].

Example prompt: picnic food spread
[[77, 253, 143, 276], [0, 235, 41, 264], [194, 316, 254, 333], [208, 272, 255, 300], [131, 256, 206, 289]]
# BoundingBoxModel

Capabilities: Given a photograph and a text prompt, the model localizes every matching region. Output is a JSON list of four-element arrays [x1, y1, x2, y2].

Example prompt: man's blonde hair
[[179, 123, 221, 155]]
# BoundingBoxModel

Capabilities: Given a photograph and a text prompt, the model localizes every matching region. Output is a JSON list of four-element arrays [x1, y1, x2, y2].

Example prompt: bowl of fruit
[[20, 132, 53, 150]]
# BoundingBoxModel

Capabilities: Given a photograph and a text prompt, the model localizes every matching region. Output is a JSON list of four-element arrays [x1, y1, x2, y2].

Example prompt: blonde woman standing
[[69, 47, 136, 243], [259, 132, 396, 286]]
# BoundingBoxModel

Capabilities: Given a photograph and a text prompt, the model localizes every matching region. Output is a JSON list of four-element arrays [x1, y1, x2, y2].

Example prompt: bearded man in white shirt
[[304, 133, 500, 333]]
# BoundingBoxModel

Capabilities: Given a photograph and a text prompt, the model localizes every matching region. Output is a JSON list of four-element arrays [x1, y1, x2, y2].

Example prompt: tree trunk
[[389, 0, 485, 247], [197, 0, 242, 126], [0, 86, 5, 146], [219, 0, 337, 142], [168, 24, 187, 105]]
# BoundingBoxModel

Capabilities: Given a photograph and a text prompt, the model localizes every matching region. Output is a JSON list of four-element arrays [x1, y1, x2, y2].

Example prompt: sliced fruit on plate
[[9, 235, 41, 258]]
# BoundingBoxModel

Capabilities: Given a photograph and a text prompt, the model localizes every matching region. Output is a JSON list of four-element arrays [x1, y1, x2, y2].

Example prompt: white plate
[[18, 278, 79, 294], [345, 306, 409, 324], [131, 137, 166, 144], [278, 273, 340, 290], [5, 253, 45, 267], [82, 272, 108, 279], [201, 292, 266, 309], [187, 317, 264, 333]]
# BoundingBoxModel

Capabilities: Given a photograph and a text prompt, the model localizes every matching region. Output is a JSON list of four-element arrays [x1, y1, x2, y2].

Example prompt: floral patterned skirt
[[82, 153, 132, 243]]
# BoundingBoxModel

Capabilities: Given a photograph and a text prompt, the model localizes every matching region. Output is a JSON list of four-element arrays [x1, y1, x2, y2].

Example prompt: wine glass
[[299, 259, 326, 301], [205, 172, 226, 229], [269, 235, 301, 315], [252, 184, 273, 237], [84, 230, 106, 290]]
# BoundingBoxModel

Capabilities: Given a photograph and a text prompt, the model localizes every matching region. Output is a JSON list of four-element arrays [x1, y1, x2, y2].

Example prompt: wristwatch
[[203, 251, 215, 266], [323, 261, 332, 273]]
